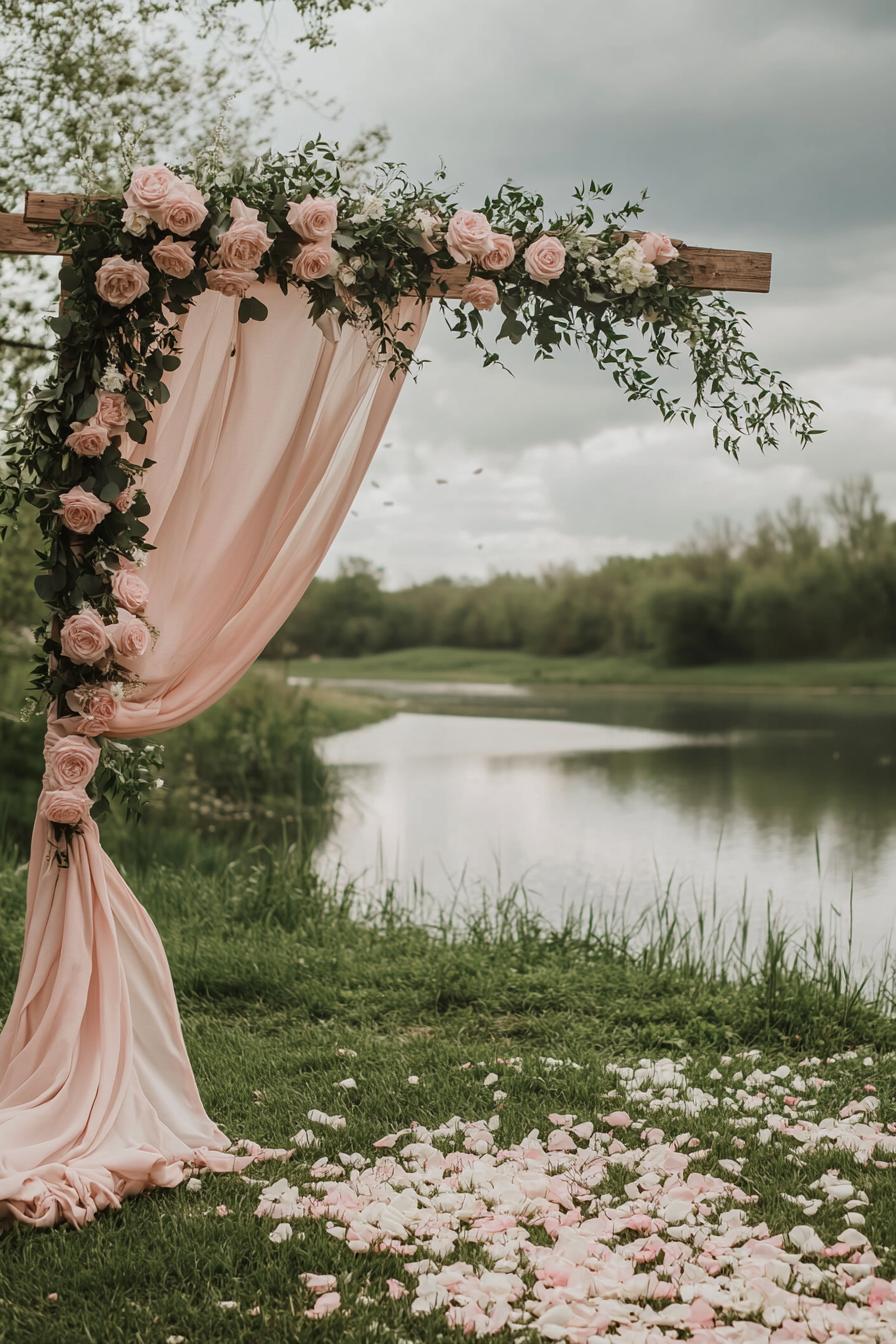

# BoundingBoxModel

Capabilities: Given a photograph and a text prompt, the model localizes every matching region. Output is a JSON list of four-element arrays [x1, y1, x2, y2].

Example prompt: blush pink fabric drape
[[0, 283, 428, 1226]]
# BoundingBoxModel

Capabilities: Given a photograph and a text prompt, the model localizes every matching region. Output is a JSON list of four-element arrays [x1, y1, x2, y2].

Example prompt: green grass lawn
[[280, 647, 896, 691], [1, 854, 894, 1342]]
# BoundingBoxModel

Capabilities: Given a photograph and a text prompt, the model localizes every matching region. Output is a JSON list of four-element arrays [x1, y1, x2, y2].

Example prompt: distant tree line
[[1, 476, 893, 666], [263, 477, 896, 666]]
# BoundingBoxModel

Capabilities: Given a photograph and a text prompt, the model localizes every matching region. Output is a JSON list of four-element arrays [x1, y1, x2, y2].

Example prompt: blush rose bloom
[[480, 233, 516, 272], [524, 234, 567, 285], [291, 243, 336, 282], [40, 789, 92, 826], [66, 684, 119, 734], [206, 267, 254, 297], [111, 567, 149, 613], [286, 195, 338, 242], [94, 392, 128, 428], [446, 210, 493, 263], [45, 735, 101, 790], [124, 164, 177, 213], [159, 183, 208, 236], [638, 231, 679, 265], [217, 199, 273, 270], [113, 485, 137, 513], [107, 609, 151, 664], [65, 423, 109, 458], [151, 236, 196, 279], [60, 609, 109, 665], [56, 486, 111, 535], [95, 255, 150, 307], [461, 278, 499, 311]]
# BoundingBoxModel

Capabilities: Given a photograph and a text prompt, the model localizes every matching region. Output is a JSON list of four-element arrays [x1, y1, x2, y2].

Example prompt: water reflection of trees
[[550, 738, 896, 863]]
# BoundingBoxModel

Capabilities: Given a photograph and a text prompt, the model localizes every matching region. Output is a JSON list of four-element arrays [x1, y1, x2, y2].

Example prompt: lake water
[[314, 682, 896, 958]]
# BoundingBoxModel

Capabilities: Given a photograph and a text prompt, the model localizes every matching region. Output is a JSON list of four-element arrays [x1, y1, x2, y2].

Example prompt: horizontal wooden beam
[[0, 212, 61, 257], [0, 193, 772, 294]]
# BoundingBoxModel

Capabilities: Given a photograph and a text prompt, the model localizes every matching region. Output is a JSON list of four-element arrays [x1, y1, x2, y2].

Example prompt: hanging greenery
[[0, 140, 820, 837]]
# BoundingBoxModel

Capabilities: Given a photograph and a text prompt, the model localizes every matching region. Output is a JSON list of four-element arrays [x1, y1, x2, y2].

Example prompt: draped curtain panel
[[0, 284, 428, 1227]]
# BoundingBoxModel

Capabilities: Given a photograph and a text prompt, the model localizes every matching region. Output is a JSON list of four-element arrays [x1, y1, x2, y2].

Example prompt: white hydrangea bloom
[[350, 193, 387, 224], [603, 239, 658, 295]]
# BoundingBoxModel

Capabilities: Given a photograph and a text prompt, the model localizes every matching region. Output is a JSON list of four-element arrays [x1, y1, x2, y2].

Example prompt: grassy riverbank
[[1, 852, 895, 1341], [280, 647, 896, 691]]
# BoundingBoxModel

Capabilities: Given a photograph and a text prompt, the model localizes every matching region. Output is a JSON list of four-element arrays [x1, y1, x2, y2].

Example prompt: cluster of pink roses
[[445, 208, 568, 313], [205, 198, 274, 298], [286, 195, 339, 283], [63, 390, 129, 460], [124, 164, 208, 237], [94, 165, 211, 307], [40, 732, 102, 826], [59, 576, 149, 672]]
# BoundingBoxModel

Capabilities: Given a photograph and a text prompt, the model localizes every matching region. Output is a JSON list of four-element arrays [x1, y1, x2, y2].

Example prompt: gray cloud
[[247, 0, 895, 582]]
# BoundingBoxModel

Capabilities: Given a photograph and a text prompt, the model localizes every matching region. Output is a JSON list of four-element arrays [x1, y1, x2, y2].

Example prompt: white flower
[[407, 1075, 419, 1086], [337, 265, 356, 287], [349, 255, 364, 272], [100, 363, 126, 392], [122, 207, 152, 237], [603, 239, 658, 295], [185, 1177, 201, 1193], [269, 1222, 293, 1244], [412, 207, 440, 238], [350, 193, 387, 225], [337, 1077, 357, 1090]]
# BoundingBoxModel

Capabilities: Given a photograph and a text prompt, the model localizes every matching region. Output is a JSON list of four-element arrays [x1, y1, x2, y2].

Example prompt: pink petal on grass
[[387, 1278, 407, 1299], [305, 1291, 340, 1319], [603, 1110, 631, 1128], [300, 1274, 338, 1294]]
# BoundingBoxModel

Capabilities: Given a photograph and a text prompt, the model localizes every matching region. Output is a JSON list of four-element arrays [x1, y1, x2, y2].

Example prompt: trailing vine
[[0, 140, 820, 838]]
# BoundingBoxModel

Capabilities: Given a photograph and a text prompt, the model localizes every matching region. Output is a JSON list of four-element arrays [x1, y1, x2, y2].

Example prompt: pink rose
[[66, 684, 119, 735], [94, 392, 128, 428], [123, 164, 177, 213], [286, 195, 338, 242], [159, 183, 207, 237], [461, 278, 499, 311], [113, 485, 137, 513], [216, 199, 273, 270], [446, 209, 493, 263], [206, 267, 254, 297], [291, 243, 336, 283], [111, 567, 149, 613], [638, 231, 679, 265], [523, 234, 567, 285], [151, 236, 196, 279], [95, 255, 150, 307], [65, 423, 109, 458], [45, 734, 101, 789], [56, 486, 111, 535], [106, 609, 151, 665], [60, 609, 109, 665], [40, 788, 92, 826], [481, 233, 516, 272]]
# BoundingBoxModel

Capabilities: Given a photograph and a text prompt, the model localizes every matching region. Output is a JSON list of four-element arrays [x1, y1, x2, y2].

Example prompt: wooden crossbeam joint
[[0, 192, 773, 295]]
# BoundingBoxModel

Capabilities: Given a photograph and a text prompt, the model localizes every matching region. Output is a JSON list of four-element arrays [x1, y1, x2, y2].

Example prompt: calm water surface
[[314, 682, 896, 956]]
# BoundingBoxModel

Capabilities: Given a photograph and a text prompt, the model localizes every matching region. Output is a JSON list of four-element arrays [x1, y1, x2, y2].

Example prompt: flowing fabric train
[[0, 286, 428, 1225]]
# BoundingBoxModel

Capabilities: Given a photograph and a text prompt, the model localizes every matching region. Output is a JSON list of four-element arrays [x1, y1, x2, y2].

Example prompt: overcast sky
[[254, 0, 895, 585]]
